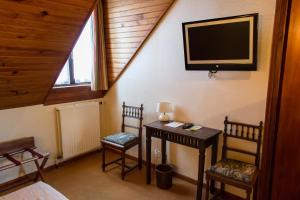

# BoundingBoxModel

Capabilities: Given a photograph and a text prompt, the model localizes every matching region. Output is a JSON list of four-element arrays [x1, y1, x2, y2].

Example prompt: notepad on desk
[[165, 121, 184, 128]]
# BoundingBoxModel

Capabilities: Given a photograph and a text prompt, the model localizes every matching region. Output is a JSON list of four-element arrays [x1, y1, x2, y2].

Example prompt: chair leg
[[205, 174, 210, 200], [253, 181, 258, 200], [220, 183, 225, 194], [246, 189, 252, 200], [138, 139, 142, 170], [121, 150, 125, 180], [102, 146, 106, 172]]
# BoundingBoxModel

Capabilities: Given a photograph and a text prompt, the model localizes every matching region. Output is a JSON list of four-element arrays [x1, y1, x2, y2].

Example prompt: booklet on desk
[[165, 122, 202, 131], [165, 121, 184, 128]]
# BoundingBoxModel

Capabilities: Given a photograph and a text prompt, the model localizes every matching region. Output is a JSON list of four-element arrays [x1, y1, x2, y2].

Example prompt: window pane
[[73, 15, 94, 84], [55, 60, 70, 85]]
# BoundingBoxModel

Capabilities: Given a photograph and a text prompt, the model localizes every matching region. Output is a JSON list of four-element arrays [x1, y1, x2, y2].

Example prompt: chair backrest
[[121, 102, 144, 138], [222, 116, 263, 167]]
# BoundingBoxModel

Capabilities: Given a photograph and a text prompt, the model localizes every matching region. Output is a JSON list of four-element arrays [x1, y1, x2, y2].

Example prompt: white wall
[[0, 100, 102, 183], [103, 0, 276, 197]]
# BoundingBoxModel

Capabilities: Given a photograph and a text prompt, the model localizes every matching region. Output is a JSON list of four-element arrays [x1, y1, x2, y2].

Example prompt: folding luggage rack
[[0, 137, 49, 192]]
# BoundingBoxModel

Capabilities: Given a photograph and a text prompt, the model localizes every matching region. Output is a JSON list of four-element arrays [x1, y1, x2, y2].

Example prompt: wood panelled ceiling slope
[[0, 0, 97, 110], [103, 0, 175, 86], [0, 0, 174, 110]]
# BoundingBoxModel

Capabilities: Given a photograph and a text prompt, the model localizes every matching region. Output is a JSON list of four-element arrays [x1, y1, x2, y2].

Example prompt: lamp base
[[159, 113, 169, 122]]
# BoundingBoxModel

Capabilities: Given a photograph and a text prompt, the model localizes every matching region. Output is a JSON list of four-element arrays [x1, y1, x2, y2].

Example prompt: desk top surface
[[144, 121, 221, 141]]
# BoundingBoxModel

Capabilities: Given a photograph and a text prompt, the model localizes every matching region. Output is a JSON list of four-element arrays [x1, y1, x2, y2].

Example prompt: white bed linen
[[0, 182, 68, 200]]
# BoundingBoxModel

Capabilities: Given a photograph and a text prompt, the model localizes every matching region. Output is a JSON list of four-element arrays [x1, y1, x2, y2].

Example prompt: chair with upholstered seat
[[101, 102, 143, 180], [205, 116, 263, 200]]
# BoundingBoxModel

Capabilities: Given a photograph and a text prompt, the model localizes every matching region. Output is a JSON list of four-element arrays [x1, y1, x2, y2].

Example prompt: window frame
[[45, 3, 105, 105], [54, 54, 92, 88], [54, 14, 95, 88]]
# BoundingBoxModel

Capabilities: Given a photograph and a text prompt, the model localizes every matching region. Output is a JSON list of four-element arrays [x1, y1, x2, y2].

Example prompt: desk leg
[[197, 147, 205, 200], [161, 138, 167, 164], [146, 130, 152, 184], [210, 136, 218, 194]]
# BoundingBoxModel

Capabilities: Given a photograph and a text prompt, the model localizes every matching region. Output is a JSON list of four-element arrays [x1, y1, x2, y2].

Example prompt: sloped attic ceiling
[[0, 0, 175, 110], [103, 0, 175, 86], [0, 0, 96, 109]]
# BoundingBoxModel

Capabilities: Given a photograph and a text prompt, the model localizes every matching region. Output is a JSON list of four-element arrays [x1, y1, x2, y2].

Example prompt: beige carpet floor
[[44, 152, 199, 200]]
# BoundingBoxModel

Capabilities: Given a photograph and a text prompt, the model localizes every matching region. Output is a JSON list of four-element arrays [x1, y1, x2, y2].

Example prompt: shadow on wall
[[173, 99, 266, 127], [101, 84, 120, 136], [212, 71, 252, 81], [173, 70, 253, 83]]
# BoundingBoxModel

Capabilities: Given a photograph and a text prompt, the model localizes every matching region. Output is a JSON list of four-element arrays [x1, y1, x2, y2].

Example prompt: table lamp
[[156, 102, 172, 122]]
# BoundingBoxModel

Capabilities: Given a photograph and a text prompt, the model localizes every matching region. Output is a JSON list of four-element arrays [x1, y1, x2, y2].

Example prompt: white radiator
[[55, 101, 101, 162]]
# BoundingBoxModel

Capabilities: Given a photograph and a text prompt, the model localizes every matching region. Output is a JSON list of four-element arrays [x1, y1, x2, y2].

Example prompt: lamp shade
[[156, 102, 172, 113]]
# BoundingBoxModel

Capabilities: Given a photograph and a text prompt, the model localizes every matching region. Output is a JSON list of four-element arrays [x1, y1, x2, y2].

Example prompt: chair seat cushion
[[103, 132, 137, 146], [209, 159, 257, 183]]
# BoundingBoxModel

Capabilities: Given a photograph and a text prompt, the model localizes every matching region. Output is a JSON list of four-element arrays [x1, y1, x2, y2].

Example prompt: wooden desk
[[144, 121, 221, 200]]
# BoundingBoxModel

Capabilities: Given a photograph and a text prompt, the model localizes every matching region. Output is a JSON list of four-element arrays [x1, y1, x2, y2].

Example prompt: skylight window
[[55, 15, 95, 86]]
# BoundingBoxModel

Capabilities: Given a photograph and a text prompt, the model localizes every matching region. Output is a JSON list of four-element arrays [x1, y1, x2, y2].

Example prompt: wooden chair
[[205, 116, 263, 200], [101, 102, 143, 180]]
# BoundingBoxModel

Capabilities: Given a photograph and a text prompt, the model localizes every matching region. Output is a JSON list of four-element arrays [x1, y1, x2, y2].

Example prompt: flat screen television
[[182, 13, 258, 71]]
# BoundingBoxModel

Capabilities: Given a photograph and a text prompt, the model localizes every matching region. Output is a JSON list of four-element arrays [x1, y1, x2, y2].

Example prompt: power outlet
[[154, 148, 161, 156], [153, 147, 161, 165]]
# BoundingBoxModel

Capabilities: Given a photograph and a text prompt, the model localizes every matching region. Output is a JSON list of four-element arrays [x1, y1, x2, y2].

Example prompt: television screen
[[182, 14, 258, 71]]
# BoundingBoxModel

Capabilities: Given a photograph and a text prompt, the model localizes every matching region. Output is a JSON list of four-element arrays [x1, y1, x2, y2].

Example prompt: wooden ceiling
[[0, 0, 174, 110], [103, 0, 175, 85], [0, 0, 96, 109]]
